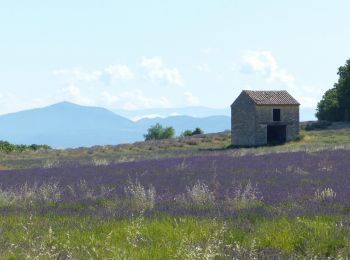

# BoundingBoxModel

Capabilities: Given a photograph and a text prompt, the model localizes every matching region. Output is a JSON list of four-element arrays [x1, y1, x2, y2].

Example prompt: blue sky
[[0, 0, 349, 115]]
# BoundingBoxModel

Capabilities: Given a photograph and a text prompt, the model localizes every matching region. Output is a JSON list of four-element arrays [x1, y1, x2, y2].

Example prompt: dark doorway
[[267, 125, 286, 144]]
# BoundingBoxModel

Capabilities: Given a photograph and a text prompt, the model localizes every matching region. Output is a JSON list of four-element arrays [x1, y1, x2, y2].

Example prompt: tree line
[[144, 123, 204, 141], [317, 59, 350, 121], [0, 141, 51, 153]]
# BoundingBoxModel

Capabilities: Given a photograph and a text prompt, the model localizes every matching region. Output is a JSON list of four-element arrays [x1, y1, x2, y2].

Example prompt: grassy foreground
[[1, 126, 350, 258], [1, 214, 350, 259]]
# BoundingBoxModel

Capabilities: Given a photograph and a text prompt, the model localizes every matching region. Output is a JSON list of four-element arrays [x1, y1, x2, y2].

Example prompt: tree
[[316, 59, 350, 121], [144, 123, 175, 140], [316, 88, 341, 121], [181, 127, 204, 137], [0, 141, 51, 153], [336, 59, 350, 121], [162, 126, 175, 139], [192, 127, 204, 135], [181, 130, 193, 137]]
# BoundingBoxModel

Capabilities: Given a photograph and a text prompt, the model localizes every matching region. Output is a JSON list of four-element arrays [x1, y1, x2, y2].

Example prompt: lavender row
[[0, 149, 348, 207]]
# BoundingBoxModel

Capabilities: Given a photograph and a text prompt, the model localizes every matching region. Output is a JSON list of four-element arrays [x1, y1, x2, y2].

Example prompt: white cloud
[[0, 92, 26, 115], [184, 91, 200, 106], [195, 63, 211, 72], [116, 90, 172, 110], [59, 83, 94, 105], [105, 65, 134, 80], [241, 50, 295, 88], [201, 47, 219, 55], [240, 50, 323, 108], [53, 68, 102, 81], [231, 63, 239, 72], [0, 90, 95, 116], [54, 64, 134, 83], [100, 91, 120, 106], [140, 56, 184, 86], [57, 87, 172, 110], [295, 95, 319, 108]]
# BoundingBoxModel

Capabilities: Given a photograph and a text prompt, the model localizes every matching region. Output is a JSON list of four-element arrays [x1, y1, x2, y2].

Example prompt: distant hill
[[115, 107, 230, 120], [0, 102, 138, 148], [0, 102, 316, 148], [116, 106, 316, 121], [0, 102, 230, 148], [136, 115, 230, 133]]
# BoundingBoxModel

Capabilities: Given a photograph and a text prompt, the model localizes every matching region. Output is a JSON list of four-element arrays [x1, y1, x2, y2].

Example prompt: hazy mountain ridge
[[136, 115, 230, 133], [0, 102, 231, 148], [116, 106, 316, 121], [115, 107, 231, 120], [0, 102, 316, 148]]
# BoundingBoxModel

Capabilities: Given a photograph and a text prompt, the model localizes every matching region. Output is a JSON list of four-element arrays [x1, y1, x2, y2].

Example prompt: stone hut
[[231, 90, 300, 146]]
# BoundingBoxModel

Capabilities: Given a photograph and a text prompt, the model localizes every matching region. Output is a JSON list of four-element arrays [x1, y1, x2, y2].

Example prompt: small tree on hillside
[[144, 123, 175, 141], [162, 126, 175, 139], [181, 127, 204, 137], [181, 130, 193, 137], [192, 127, 204, 135]]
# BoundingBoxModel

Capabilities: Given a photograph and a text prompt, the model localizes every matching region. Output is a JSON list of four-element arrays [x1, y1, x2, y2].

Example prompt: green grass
[[1, 214, 350, 259]]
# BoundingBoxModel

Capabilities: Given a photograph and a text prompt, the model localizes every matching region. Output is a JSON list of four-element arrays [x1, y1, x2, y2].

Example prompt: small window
[[273, 109, 281, 121]]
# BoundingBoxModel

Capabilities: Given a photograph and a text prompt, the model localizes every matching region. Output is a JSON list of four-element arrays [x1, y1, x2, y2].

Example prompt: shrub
[[192, 127, 204, 135], [43, 160, 60, 169], [144, 123, 175, 140], [226, 180, 262, 209], [37, 181, 61, 204], [174, 220, 225, 259], [181, 128, 204, 137], [92, 158, 110, 166], [314, 187, 336, 202], [302, 121, 332, 131], [0, 181, 61, 207], [124, 180, 156, 212], [67, 179, 113, 202], [0, 141, 51, 153], [181, 130, 193, 137], [185, 180, 215, 207]]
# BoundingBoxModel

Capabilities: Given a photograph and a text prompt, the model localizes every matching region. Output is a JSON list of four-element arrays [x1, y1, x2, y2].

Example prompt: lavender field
[[2, 132, 350, 258], [0, 149, 349, 215]]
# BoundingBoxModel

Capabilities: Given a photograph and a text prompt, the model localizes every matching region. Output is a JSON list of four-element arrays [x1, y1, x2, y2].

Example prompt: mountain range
[[115, 107, 316, 122], [0, 102, 231, 148], [0, 102, 316, 148]]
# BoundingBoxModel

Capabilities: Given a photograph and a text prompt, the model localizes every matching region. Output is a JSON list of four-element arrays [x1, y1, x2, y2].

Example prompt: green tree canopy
[[317, 59, 350, 121], [181, 130, 193, 137], [144, 123, 175, 141], [192, 127, 204, 135], [181, 127, 204, 137], [316, 88, 340, 121], [0, 141, 51, 153]]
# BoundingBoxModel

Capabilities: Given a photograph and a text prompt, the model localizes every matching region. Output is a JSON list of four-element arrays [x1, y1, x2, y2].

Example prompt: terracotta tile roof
[[243, 90, 300, 105]]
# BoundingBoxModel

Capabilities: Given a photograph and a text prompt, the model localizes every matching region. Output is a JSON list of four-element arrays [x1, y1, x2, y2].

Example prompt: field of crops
[[1, 133, 350, 258]]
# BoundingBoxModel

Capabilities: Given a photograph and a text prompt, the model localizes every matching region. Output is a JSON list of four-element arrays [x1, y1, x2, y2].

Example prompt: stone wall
[[231, 92, 256, 146], [283, 106, 300, 141], [255, 105, 299, 144]]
